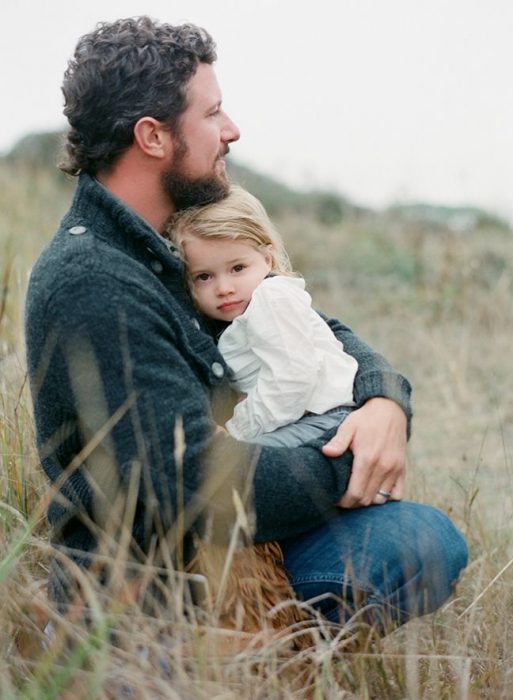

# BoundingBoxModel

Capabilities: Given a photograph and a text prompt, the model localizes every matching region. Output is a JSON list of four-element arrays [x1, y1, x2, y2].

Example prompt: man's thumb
[[321, 424, 352, 457]]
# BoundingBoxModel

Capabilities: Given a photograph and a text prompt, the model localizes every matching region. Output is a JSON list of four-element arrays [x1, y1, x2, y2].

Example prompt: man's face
[[162, 63, 240, 210]]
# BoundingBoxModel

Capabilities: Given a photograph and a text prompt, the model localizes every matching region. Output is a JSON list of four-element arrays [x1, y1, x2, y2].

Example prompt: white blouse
[[217, 276, 358, 441]]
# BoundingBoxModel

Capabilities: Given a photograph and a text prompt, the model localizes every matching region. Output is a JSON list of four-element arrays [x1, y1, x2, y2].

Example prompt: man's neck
[[97, 156, 175, 234]]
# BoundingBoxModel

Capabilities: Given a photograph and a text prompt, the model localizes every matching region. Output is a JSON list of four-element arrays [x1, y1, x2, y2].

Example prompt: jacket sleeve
[[320, 312, 413, 433]]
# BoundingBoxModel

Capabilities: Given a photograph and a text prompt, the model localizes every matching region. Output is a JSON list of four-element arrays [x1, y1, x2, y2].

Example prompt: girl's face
[[183, 236, 272, 321]]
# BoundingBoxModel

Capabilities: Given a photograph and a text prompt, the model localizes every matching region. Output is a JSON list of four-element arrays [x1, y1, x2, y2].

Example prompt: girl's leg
[[279, 500, 468, 632], [254, 407, 352, 448]]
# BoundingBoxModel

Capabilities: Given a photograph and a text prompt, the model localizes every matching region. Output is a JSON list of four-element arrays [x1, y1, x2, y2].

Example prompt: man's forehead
[[185, 63, 222, 105]]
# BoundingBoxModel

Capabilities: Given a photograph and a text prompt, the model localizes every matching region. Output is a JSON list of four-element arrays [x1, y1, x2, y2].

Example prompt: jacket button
[[211, 362, 224, 378], [69, 226, 87, 235], [151, 259, 163, 273]]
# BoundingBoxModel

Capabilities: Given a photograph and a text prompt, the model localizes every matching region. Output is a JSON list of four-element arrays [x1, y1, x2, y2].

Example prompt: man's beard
[[162, 170, 229, 211], [161, 136, 230, 211]]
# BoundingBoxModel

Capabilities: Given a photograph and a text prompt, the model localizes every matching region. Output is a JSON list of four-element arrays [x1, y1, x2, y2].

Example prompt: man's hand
[[322, 397, 407, 508]]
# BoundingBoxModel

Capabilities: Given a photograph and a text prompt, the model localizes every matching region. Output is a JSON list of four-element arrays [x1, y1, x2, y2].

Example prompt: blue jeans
[[279, 501, 468, 632]]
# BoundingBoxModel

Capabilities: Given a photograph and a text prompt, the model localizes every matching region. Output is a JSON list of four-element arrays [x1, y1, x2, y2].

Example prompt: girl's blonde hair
[[168, 185, 293, 274]]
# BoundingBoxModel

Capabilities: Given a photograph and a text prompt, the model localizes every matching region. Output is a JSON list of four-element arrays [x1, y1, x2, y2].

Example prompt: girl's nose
[[216, 277, 234, 295]]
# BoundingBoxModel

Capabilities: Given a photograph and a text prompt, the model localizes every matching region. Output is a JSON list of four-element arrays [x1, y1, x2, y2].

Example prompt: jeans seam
[[289, 572, 375, 596]]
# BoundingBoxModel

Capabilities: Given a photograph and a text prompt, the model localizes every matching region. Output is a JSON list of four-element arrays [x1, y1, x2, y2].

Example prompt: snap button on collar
[[69, 225, 87, 235], [211, 362, 224, 378]]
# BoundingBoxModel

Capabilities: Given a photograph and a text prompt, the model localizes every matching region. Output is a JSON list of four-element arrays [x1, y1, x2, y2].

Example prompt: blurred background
[[2, 0, 513, 221]]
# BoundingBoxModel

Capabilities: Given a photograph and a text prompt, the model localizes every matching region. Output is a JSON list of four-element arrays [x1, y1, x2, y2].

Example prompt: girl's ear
[[264, 244, 274, 268]]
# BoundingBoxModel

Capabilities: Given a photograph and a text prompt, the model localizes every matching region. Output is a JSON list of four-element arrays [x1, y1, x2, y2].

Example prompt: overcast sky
[[2, 0, 512, 220]]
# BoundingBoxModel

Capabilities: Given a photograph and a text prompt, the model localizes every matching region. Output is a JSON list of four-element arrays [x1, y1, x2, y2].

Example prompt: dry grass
[[2, 161, 513, 697]]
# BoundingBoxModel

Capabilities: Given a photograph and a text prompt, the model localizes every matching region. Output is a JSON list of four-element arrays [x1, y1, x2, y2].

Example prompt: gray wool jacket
[[25, 174, 412, 601]]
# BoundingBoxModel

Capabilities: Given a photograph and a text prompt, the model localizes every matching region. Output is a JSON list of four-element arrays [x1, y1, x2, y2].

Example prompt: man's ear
[[133, 117, 172, 159]]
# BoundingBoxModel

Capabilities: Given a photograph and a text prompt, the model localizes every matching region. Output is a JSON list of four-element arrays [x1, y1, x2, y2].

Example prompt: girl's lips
[[218, 300, 243, 312]]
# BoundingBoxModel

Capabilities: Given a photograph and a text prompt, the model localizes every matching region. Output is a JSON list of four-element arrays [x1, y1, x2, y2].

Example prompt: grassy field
[[1, 158, 513, 698]]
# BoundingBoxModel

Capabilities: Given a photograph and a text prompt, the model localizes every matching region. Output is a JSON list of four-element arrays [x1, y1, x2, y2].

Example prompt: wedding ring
[[377, 489, 392, 499]]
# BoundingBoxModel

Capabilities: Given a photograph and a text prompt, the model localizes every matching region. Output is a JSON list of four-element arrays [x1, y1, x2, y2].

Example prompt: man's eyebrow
[[206, 99, 222, 112]]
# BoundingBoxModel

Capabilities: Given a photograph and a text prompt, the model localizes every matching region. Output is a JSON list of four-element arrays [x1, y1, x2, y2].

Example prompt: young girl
[[169, 186, 358, 643], [171, 185, 358, 448]]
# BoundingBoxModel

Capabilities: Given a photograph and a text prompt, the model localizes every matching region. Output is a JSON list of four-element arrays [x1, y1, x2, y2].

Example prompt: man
[[25, 16, 467, 627]]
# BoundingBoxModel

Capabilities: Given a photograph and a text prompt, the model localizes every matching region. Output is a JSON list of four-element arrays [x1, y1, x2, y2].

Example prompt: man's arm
[[321, 313, 412, 426], [319, 313, 411, 507]]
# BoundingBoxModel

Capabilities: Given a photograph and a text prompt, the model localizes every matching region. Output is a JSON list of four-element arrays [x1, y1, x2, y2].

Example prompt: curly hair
[[60, 16, 217, 175]]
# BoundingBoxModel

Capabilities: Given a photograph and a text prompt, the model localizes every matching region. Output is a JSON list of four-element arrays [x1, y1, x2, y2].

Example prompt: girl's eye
[[232, 264, 245, 273], [194, 272, 211, 283]]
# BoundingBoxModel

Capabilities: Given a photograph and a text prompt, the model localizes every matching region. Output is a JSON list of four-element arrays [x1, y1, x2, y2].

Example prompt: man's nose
[[221, 111, 240, 144]]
